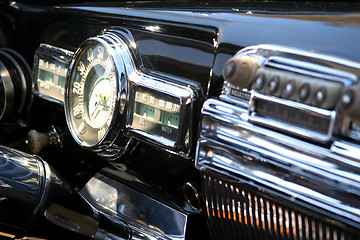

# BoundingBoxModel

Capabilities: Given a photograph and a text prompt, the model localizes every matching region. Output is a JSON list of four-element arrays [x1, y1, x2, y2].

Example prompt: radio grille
[[202, 171, 360, 240]]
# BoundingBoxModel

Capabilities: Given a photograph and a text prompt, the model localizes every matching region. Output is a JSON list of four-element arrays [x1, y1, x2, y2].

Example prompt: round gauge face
[[65, 41, 118, 147]]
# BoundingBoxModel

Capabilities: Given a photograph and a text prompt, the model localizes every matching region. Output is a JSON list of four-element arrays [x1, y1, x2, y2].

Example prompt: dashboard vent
[[202, 171, 360, 240]]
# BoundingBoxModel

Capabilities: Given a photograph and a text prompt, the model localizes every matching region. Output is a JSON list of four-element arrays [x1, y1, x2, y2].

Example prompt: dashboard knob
[[27, 129, 50, 154], [27, 126, 63, 154], [222, 56, 259, 89], [341, 84, 360, 120]]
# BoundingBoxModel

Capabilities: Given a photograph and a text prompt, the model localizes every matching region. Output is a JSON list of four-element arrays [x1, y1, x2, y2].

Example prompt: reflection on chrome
[[197, 96, 360, 236], [81, 173, 188, 240]]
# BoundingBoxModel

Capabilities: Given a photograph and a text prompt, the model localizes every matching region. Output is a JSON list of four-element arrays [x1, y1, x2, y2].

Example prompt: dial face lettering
[[87, 48, 93, 62], [104, 57, 112, 70], [150, 96, 155, 104], [77, 61, 86, 77], [98, 127, 106, 141], [73, 82, 83, 95], [65, 42, 118, 147], [78, 122, 86, 135], [97, 46, 104, 60], [166, 102, 172, 110], [73, 105, 82, 118]]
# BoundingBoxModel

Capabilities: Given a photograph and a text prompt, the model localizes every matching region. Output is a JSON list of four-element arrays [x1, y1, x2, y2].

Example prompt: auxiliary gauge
[[65, 30, 129, 152]]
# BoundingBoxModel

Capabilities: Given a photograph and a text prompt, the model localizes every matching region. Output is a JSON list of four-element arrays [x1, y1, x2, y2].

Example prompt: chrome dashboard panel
[[196, 98, 360, 228]]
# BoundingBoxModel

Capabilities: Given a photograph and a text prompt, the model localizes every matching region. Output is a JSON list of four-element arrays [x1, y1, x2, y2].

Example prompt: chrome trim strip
[[240, 44, 360, 83], [0, 59, 14, 119], [196, 98, 360, 227], [265, 56, 356, 86], [331, 140, 360, 162]]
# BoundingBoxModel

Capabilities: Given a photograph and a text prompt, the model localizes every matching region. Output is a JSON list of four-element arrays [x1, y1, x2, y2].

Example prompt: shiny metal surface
[[81, 173, 188, 240], [63, 27, 198, 157], [248, 92, 337, 143], [242, 44, 360, 83], [65, 30, 130, 150], [197, 98, 360, 228], [0, 59, 14, 120], [0, 145, 100, 237], [0, 48, 32, 121], [221, 44, 360, 144], [33, 44, 74, 105], [0, 146, 44, 230], [127, 70, 195, 156], [106, 27, 197, 157]]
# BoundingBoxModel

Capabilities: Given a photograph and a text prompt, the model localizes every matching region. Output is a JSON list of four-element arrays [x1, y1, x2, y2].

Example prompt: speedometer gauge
[[65, 35, 128, 149]]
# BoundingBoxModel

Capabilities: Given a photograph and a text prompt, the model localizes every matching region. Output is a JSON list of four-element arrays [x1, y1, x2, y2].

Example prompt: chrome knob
[[341, 84, 360, 119], [222, 56, 259, 89]]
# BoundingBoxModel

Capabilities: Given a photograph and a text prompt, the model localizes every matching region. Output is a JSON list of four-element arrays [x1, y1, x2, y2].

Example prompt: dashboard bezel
[[64, 37, 125, 149], [127, 71, 195, 156], [33, 28, 198, 158], [33, 44, 74, 105]]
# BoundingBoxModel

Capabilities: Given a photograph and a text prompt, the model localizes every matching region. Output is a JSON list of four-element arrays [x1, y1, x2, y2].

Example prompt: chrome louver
[[202, 171, 359, 240]]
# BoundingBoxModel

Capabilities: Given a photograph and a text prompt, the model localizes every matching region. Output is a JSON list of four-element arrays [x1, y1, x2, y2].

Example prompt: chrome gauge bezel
[[64, 36, 128, 149], [33, 44, 74, 104], [127, 72, 195, 156]]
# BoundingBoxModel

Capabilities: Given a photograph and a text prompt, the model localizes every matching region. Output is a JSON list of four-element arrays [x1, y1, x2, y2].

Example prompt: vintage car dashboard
[[1, 1, 360, 240]]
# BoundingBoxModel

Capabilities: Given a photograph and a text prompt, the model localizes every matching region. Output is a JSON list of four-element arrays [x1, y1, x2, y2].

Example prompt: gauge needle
[[91, 101, 100, 118], [90, 91, 110, 119]]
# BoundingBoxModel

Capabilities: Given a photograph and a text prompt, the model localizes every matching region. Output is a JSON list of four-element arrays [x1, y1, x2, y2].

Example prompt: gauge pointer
[[90, 90, 110, 119], [91, 100, 100, 118]]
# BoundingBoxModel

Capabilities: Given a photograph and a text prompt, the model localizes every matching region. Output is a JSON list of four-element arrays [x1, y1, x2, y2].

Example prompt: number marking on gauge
[[72, 82, 83, 95], [73, 105, 83, 118], [87, 48, 93, 62], [77, 61, 86, 77], [98, 127, 106, 141], [97, 46, 104, 60], [78, 121, 86, 135]]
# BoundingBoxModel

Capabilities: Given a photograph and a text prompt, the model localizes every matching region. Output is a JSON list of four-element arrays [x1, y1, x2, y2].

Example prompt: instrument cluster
[[32, 28, 197, 158]]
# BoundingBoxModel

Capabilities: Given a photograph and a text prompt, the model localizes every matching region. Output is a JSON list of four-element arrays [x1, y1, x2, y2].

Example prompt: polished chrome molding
[[33, 44, 74, 104], [103, 28, 197, 157], [265, 55, 356, 86], [221, 44, 360, 144], [61, 27, 197, 158], [127, 71, 195, 156], [0, 59, 14, 119], [243, 44, 360, 85], [81, 173, 188, 240], [249, 92, 337, 143], [0, 146, 46, 230], [331, 140, 360, 162], [0, 145, 100, 237], [196, 98, 360, 227]]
